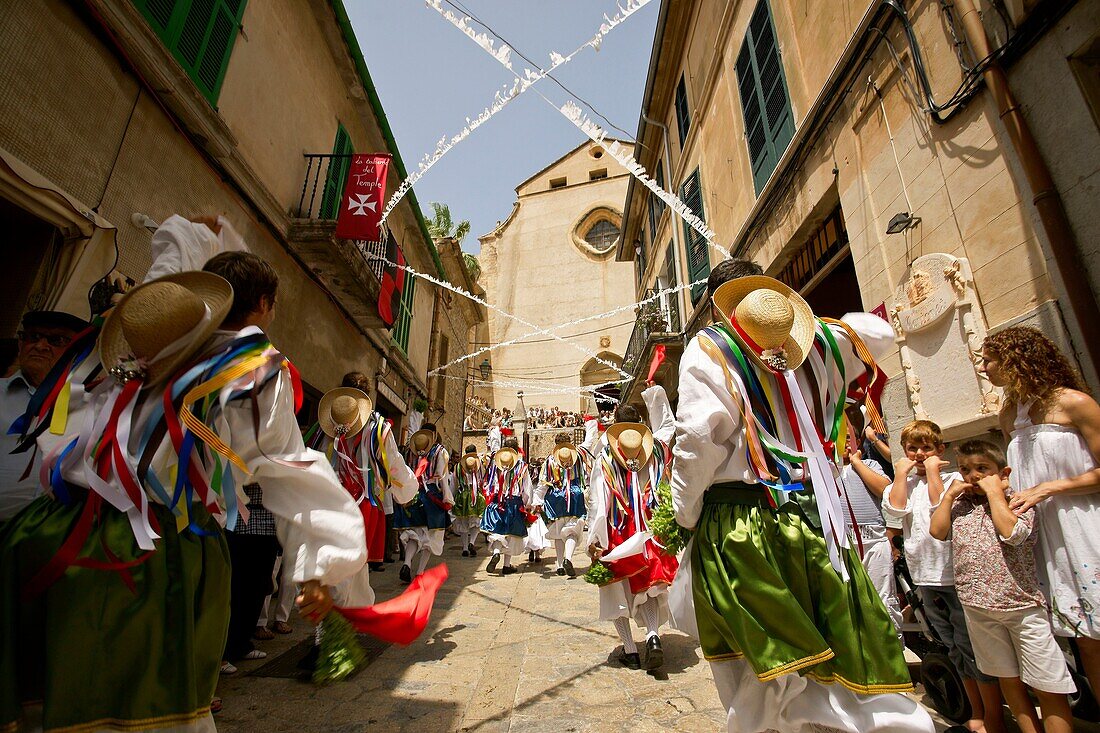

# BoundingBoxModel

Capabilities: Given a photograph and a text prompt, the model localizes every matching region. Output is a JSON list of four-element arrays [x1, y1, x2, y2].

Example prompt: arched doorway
[[579, 351, 623, 415]]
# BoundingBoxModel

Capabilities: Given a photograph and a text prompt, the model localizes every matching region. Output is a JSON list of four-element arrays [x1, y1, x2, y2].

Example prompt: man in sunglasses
[[1, 310, 87, 520]]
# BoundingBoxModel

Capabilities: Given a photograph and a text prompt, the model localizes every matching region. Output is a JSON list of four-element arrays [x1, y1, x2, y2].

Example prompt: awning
[[0, 147, 118, 319]]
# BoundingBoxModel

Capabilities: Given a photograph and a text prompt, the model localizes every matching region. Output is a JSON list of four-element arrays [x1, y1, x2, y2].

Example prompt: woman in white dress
[[981, 326, 1100, 696]]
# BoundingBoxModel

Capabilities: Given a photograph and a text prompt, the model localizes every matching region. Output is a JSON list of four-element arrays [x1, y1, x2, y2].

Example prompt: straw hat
[[606, 422, 654, 471], [100, 272, 233, 387], [712, 275, 815, 372], [494, 446, 520, 471], [462, 445, 480, 472], [410, 428, 436, 455], [318, 387, 372, 438], [554, 441, 578, 467]]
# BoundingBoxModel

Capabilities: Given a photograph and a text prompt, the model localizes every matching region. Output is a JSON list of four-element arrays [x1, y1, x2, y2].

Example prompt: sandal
[[272, 621, 293, 634], [210, 697, 223, 714], [220, 661, 237, 674], [242, 649, 267, 660], [253, 626, 275, 640]]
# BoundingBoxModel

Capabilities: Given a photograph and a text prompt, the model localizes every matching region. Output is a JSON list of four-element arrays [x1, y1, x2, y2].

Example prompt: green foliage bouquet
[[649, 480, 692, 556]]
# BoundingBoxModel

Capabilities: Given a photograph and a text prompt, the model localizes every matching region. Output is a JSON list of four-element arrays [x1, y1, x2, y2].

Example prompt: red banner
[[377, 232, 405, 328], [335, 153, 391, 242]]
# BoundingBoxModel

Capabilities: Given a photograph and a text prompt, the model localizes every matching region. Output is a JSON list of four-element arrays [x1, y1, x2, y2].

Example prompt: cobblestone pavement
[[214, 541, 1093, 732]]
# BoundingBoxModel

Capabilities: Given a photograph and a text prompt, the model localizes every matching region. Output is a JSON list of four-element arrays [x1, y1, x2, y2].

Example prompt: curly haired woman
[[980, 326, 1100, 696]]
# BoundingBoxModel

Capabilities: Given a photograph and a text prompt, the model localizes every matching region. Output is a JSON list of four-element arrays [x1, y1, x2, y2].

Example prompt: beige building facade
[[619, 0, 1100, 445], [0, 0, 457, 435], [478, 143, 637, 413]]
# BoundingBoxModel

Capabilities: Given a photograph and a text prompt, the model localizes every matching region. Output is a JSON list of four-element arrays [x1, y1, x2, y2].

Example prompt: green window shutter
[[679, 169, 710, 305], [736, 0, 794, 194], [647, 160, 666, 241], [133, 0, 246, 106], [319, 124, 353, 220], [674, 75, 691, 147], [392, 277, 416, 354]]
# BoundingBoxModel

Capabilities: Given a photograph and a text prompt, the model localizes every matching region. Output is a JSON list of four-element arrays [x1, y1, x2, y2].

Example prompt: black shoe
[[528, 550, 535, 563], [399, 564, 412, 584], [617, 650, 641, 670], [468, 544, 477, 557], [563, 559, 575, 578], [369, 562, 384, 571], [556, 567, 566, 576], [644, 635, 664, 671], [461, 549, 469, 557], [487, 553, 500, 573], [501, 565, 517, 575]]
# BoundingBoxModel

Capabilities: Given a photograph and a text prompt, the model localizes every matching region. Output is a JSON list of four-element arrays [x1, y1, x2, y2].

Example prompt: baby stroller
[[892, 536, 971, 723]]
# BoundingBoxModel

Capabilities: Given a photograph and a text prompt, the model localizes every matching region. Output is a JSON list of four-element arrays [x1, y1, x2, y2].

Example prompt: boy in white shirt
[[883, 419, 1005, 733]]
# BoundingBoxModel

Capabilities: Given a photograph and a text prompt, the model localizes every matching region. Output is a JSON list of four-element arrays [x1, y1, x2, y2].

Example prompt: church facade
[[477, 142, 636, 414]]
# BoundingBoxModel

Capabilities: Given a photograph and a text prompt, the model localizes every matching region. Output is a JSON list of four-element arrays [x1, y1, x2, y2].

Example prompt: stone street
[[214, 542, 980, 733]]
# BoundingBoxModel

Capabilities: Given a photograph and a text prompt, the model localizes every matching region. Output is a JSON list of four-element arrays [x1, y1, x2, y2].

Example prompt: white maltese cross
[[347, 193, 377, 216]]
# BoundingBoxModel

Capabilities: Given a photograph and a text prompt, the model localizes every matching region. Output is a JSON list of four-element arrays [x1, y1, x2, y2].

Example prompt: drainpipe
[[641, 109, 686, 328], [952, 0, 1100, 375]]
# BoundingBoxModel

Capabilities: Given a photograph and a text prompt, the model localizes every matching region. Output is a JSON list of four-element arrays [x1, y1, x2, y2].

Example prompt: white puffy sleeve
[[642, 384, 675, 444], [435, 449, 454, 504], [219, 367, 365, 587], [832, 312, 896, 386], [586, 461, 610, 549], [669, 336, 744, 530], [144, 215, 247, 282], [382, 425, 418, 506]]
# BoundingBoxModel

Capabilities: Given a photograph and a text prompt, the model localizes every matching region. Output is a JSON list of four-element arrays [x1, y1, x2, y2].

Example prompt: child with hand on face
[[883, 420, 1006, 733], [930, 441, 1075, 733]]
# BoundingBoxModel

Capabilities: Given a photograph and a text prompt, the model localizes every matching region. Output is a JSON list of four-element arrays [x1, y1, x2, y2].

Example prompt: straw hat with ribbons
[[711, 275, 816, 372], [410, 427, 437, 455], [554, 440, 579, 468], [606, 422, 654, 472], [100, 272, 233, 387], [318, 388, 373, 438], [493, 446, 520, 471], [462, 445, 481, 472]]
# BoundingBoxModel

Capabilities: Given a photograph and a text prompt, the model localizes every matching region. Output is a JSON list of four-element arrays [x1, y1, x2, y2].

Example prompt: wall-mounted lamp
[[886, 212, 919, 235], [479, 359, 492, 380]]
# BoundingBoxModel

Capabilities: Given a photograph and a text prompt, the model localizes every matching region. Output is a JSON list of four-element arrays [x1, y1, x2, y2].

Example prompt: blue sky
[[350, 1, 660, 254]]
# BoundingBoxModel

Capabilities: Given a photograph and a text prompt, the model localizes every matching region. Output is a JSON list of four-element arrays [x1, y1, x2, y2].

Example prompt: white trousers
[[858, 528, 903, 634], [712, 658, 935, 733]]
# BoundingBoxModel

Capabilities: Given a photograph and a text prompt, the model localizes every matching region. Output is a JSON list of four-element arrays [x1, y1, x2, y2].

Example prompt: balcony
[[621, 288, 685, 404], [286, 153, 387, 331]]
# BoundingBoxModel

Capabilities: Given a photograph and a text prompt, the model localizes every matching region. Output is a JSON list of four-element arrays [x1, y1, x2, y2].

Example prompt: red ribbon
[[285, 358, 304, 415], [646, 344, 666, 382], [336, 563, 448, 645], [414, 456, 429, 478]]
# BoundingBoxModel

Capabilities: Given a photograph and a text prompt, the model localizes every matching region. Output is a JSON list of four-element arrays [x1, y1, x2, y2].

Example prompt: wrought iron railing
[[622, 288, 682, 375], [294, 153, 353, 220]]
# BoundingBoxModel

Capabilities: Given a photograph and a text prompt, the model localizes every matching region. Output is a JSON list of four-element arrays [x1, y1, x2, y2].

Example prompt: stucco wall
[[480, 145, 636, 412]]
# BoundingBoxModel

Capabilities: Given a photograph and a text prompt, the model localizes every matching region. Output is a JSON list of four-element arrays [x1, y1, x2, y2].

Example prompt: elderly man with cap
[[668, 259, 933, 733], [0, 310, 87, 522], [452, 445, 487, 557], [394, 422, 452, 584], [537, 432, 589, 577], [586, 385, 678, 672], [0, 250, 369, 733], [481, 436, 534, 575]]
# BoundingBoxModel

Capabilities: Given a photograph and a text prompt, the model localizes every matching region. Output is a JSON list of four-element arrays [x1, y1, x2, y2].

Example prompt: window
[[637, 236, 648, 287], [391, 276, 416, 354], [675, 74, 691, 147], [679, 169, 710, 304], [647, 160, 666, 241], [736, 0, 795, 194], [549, 176, 567, 189], [319, 124, 352, 220], [776, 206, 848, 292], [584, 220, 619, 253], [133, 0, 247, 105], [432, 335, 449, 408], [589, 168, 608, 181], [658, 241, 681, 333]]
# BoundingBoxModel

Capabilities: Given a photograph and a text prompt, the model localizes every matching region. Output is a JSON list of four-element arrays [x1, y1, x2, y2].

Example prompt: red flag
[[646, 344, 667, 383], [335, 153, 391, 242], [336, 564, 448, 645], [377, 233, 405, 327]]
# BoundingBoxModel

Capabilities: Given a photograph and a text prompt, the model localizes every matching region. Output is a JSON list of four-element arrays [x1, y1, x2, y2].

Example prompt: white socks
[[415, 548, 431, 576], [402, 540, 419, 567], [639, 597, 660, 638], [564, 536, 578, 561], [554, 540, 566, 568], [613, 617, 638, 654], [502, 553, 512, 567]]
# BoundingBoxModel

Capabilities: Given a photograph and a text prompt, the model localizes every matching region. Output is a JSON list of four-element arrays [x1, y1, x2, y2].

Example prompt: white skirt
[[545, 516, 585, 541], [525, 516, 549, 551], [486, 533, 526, 557], [399, 527, 445, 556]]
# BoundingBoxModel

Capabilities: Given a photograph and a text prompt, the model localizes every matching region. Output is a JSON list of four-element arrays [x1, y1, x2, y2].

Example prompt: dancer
[[394, 423, 452, 584], [317, 386, 417, 605], [668, 261, 934, 733], [1, 259, 367, 733], [452, 445, 487, 556], [481, 437, 533, 575], [587, 403, 678, 671], [538, 432, 588, 577]]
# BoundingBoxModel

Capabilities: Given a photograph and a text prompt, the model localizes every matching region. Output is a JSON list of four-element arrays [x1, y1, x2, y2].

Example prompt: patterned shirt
[[950, 491, 1043, 611], [234, 483, 277, 536], [840, 458, 887, 529]]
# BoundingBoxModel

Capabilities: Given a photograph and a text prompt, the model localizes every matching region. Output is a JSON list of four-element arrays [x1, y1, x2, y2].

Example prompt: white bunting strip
[[363, 249, 631, 379], [428, 277, 707, 376], [380, 0, 654, 225]]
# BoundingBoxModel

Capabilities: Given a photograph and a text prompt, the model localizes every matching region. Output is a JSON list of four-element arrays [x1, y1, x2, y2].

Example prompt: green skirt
[[0, 495, 230, 732], [691, 484, 910, 695]]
